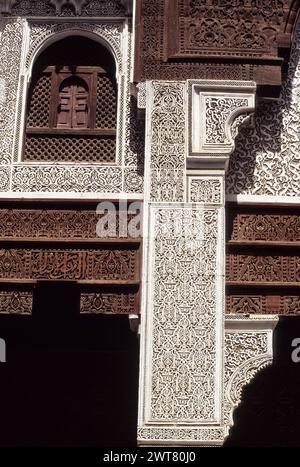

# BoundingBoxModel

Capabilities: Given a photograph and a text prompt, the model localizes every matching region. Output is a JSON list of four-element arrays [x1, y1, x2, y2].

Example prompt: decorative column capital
[[188, 80, 256, 170], [0, 0, 16, 15]]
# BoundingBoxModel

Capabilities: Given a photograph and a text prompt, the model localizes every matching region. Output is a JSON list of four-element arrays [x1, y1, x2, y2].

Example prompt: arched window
[[24, 36, 118, 163]]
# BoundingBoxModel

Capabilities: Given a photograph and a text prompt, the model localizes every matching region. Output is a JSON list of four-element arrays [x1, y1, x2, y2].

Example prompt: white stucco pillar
[[137, 80, 278, 446]]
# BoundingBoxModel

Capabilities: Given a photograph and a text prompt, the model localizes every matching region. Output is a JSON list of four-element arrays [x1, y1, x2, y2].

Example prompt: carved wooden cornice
[[135, 0, 300, 97]]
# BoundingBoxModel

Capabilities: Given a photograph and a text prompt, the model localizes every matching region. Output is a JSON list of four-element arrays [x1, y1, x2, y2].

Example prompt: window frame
[[25, 65, 117, 137]]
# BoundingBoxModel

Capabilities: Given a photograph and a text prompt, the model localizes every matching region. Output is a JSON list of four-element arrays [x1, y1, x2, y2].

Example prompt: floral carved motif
[[226, 295, 300, 315], [229, 213, 300, 242], [224, 324, 275, 428], [205, 97, 248, 145], [189, 177, 223, 204], [11, 166, 123, 193], [10, 0, 125, 16], [136, 0, 295, 87], [226, 255, 300, 283], [0, 20, 144, 195], [0, 18, 23, 166], [226, 15, 300, 197], [0, 207, 139, 239], [149, 82, 185, 202], [142, 205, 222, 423], [0, 290, 32, 314], [80, 292, 136, 314]]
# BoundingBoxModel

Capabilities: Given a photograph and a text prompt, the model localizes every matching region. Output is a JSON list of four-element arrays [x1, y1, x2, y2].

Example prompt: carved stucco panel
[[226, 17, 300, 197], [139, 204, 223, 429], [188, 176, 224, 204], [0, 19, 144, 195], [0, 18, 23, 167], [147, 82, 186, 202], [224, 317, 278, 434], [189, 81, 256, 158], [11, 165, 122, 193]]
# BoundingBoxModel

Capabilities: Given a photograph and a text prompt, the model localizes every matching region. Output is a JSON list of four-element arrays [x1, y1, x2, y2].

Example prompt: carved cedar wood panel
[[0, 204, 141, 315], [226, 205, 300, 315], [135, 0, 300, 93]]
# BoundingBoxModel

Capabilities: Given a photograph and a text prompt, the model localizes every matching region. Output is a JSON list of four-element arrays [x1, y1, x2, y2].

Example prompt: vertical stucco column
[[137, 80, 276, 446]]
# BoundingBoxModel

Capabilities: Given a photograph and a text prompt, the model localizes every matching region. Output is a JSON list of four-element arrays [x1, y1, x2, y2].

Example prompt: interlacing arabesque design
[[224, 331, 271, 427], [149, 207, 220, 422], [150, 82, 185, 202], [226, 16, 300, 196]]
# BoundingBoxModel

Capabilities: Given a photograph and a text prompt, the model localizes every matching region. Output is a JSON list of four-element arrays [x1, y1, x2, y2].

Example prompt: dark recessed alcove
[[0, 290, 139, 447], [225, 316, 300, 447]]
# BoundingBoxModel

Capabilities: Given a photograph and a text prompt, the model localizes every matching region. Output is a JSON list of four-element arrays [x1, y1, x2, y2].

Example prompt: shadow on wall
[[225, 26, 300, 196], [224, 316, 300, 447], [0, 284, 140, 448]]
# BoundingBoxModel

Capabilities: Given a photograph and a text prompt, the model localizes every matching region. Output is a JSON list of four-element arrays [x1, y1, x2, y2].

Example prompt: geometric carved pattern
[[149, 82, 185, 202], [96, 74, 117, 129], [226, 16, 300, 197], [226, 295, 300, 315], [23, 135, 116, 163], [0, 19, 144, 195], [138, 427, 225, 445], [0, 288, 140, 316], [0, 248, 138, 281], [0, 207, 139, 240], [26, 73, 52, 128], [226, 206, 300, 315], [24, 68, 118, 163], [11, 0, 126, 16], [0, 203, 141, 315], [227, 254, 300, 284], [135, 0, 297, 91], [229, 213, 300, 242], [141, 204, 223, 424], [80, 291, 136, 314]]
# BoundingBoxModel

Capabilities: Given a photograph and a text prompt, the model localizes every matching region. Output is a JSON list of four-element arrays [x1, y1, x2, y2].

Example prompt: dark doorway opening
[[0, 282, 139, 447]]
